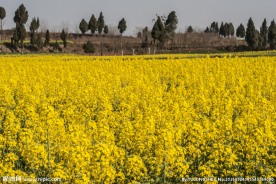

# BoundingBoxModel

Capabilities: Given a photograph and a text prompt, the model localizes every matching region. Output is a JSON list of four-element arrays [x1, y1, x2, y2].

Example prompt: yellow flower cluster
[[0, 54, 275, 183]]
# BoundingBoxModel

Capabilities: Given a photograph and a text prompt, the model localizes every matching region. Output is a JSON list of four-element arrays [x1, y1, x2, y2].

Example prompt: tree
[[256, 30, 262, 50], [151, 22, 159, 43], [204, 27, 210, 33], [12, 29, 19, 49], [236, 24, 245, 38], [156, 16, 165, 46], [0, 6, 6, 32], [245, 18, 258, 50], [104, 25, 109, 35], [30, 17, 40, 32], [137, 31, 142, 38], [44, 29, 50, 46], [118, 18, 127, 35], [224, 23, 229, 37], [141, 26, 150, 48], [187, 26, 193, 33], [79, 19, 88, 35], [13, 4, 28, 48], [165, 11, 178, 49], [14, 4, 28, 24], [268, 20, 276, 50], [17, 23, 27, 48], [97, 12, 105, 35], [88, 14, 97, 35], [30, 17, 40, 46], [36, 33, 43, 50], [228, 23, 234, 37], [219, 22, 225, 37], [45, 29, 50, 46], [83, 40, 95, 53], [53, 40, 59, 52], [60, 29, 67, 48], [260, 19, 268, 50], [0, 6, 6, 49], [210, 22, 219, 33]]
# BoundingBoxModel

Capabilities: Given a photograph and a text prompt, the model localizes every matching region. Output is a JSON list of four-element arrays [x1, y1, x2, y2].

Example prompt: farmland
[[0, 53, 275, 183]]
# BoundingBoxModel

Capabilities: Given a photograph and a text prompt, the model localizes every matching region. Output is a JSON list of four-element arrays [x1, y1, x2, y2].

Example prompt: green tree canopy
[[13, 4, 28, 24], [236, 24, 245, 38], [268, 20, 276, 50], [104, 25, 109, 35], [83, 40, 95, 53], [260, 18, 268, 49], [151, 21, 159, 43], [17, 23, 26, 46], [187, 26, 193, 33], [219, 22, 225, 37], [88, 14, 97, 35], [224, 23, 229, 37], [44, 29, 50, 46], [204, 27, 210, 33], [13, 4, 28, 49], [228, 23, 235, 37], [165, 11, 178, 34], [0, 6, 5, 20], [156, 16, 165, 45], [210, 22, 219, 33], [97, 12, 105, 35], [165, 11, 178, 49], [79, 19, 88, 35], [60, 29, 68, 48], [30, 17, 40, 46], [118, 18, 127, 35], [245, 18, 258, 50], [30, 17, 40, 33], [0, 6, 6, 31]]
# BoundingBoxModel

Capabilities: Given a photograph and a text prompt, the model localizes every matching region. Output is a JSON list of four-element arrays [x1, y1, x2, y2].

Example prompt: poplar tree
[[260, 19, 268, 49], [0, 6, 6, 32], [187, 26, 193, 33], [13, 4, 29, 48], [79, 19, 88, 35], [228, 23, 235, 37], [60, 29, 67, 48], [30, 17, 40, 46], [0, 6, 6, 49], [45, 29, 50, 46], [236, 24, 245, 38], [118, 18, 127, 36], [165, 11, 178, 49], [219, 22, 225, 37], [245, 18, 258, 50], [268, 20, 276, 50], [97, 12, 105, 35], [151, 22, 159, 43], [88, 14, 97, 35], [104, 25, 109, 35], [156, 16, 165, 45]]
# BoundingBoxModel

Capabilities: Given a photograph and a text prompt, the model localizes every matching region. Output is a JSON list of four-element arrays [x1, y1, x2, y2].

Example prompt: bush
[[83, 41, 95, 53]]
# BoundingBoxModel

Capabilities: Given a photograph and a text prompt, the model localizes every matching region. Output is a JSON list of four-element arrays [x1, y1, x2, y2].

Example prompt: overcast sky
[[0, 0, 275, 35]]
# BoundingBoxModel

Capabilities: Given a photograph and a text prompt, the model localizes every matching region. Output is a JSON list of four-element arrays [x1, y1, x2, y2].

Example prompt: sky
[[0, 0, 275, 35]]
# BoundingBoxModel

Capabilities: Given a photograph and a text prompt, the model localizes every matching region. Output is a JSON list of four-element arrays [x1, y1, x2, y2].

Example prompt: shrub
[[83, 40, 95, 53]]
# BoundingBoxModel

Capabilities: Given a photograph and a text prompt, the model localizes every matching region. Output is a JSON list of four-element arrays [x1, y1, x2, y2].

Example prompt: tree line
[[0, 4, 128, 53], [194, 18, 276, 50], [0, 4, 276, 53]]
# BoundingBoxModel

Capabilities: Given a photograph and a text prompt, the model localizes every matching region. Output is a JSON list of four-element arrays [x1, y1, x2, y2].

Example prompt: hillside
[[0, 30, 247, 55]]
